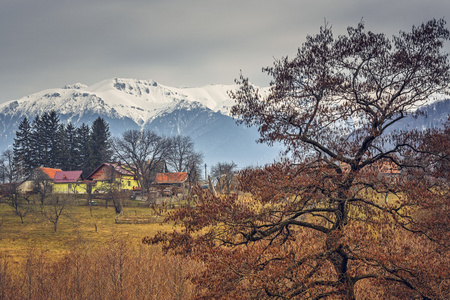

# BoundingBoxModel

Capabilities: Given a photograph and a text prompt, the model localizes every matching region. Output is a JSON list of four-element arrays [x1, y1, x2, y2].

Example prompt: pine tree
[[41, 111, 60, 167], [14, 114, 112, 176], [56, 122, 80, 171], [55, 123, 68, 170], [13, 117, 33, 178], [63, 122, 80, 171], [89, 117, 112, 171], [27, 111, 62, 168], [30, 115, 45, 168], [77, 123, 92, 176]]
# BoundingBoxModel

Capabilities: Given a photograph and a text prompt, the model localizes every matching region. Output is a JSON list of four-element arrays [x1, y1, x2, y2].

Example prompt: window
[[68, 184, 72, 189], [128, 181, 131, 186]]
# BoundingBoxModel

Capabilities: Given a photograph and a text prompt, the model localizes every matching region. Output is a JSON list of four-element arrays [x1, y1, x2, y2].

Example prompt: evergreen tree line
[[13, 111, 112, 179]]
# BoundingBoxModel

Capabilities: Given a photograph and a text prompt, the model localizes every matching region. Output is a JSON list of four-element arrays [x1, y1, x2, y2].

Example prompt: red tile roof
[[155, 172, 188, 184], [53, 171, 83, 183], [36, 167, 63, 180], [86, 163, 135, 180], [110, 163, 135, 176]]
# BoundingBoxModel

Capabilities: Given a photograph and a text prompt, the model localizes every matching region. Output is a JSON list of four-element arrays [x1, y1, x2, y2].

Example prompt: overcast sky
[[1, 0, 449, 104]]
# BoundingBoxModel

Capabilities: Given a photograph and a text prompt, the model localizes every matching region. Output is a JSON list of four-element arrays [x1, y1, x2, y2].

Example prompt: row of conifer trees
[[13, 111, 113, 179]]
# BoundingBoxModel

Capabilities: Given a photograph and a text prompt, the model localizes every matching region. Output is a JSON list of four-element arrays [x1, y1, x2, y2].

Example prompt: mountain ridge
[[1, 78, 238, 123], [0, 78, 448, 169], [0, 78, 279, 168]]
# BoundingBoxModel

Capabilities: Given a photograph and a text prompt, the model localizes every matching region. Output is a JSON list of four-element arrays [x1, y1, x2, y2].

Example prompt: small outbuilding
[[17, 167, 62, 194]]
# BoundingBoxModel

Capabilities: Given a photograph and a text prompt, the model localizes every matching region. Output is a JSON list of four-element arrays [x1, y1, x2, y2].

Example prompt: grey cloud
[[1, 0, 449, 103]]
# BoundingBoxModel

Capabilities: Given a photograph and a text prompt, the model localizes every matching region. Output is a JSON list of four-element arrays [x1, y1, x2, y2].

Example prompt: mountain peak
[[0, 78, 242, 125], [63, 83, 88, 90]]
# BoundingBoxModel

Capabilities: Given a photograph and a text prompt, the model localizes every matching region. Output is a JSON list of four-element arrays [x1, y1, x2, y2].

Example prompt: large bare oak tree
[[146, 19, 450, 299]]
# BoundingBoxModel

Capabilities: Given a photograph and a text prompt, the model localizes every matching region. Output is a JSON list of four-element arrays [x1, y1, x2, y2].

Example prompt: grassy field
[[0, 188, 402, 264], [0, 197, 177, 263]]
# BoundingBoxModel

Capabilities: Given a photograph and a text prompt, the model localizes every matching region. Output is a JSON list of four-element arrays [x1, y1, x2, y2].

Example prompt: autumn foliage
[[145, 19, 450, 299]]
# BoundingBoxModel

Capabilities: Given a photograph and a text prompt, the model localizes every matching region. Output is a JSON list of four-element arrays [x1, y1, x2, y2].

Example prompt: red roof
[[110, 163, 135, 176], [36, 167, 63, 180], [53, 171, 83, 183], [155, 172, 188, 184], [86, 163, 135, 180]]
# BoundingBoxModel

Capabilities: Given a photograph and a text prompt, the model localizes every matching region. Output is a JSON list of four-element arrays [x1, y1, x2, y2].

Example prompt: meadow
[[0, 197, 175, 262], [0, 197, 201, 300], [0, 189, 402, 262]]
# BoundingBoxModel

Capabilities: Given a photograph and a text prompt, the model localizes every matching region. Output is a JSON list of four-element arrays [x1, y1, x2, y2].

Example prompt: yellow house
[[52, 170, 87, 194], [86, 163, 140, 193]]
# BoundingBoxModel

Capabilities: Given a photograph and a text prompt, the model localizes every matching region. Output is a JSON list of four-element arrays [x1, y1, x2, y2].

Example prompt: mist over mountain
[[0, 78, 448, 169]]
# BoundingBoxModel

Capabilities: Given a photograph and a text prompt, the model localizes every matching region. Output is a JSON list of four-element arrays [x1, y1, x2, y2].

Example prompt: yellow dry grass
[[0, 200, 176, 263], [0, 189, 406, 264]]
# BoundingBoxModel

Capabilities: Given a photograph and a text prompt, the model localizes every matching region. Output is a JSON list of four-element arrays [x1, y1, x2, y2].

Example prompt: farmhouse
[[154, 172, 188, 196], [86, 163, 140, 193], [52, 170, 85, 194]]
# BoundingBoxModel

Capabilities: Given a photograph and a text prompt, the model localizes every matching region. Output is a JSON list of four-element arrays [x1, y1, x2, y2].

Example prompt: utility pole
[[204, 163, 207, 182]]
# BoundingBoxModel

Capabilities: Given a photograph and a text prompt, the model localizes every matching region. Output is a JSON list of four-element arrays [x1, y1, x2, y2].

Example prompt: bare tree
[[166, 136, 193, 172], [0, 156, 4, 185], [41, 195, 70, 232], [112, 130, 170, 199], [32, 170, 53, 206], [210, 161, 237, 192], [210, 161, 237, 179], [10, 194, 32, 224], [1, 150, 30, 223], [166, 135, 204, 192], [166, 136, 202, 173], [185, 151, 203, 184], [0, 150, 19, 184], [103, 166, 123, 214]]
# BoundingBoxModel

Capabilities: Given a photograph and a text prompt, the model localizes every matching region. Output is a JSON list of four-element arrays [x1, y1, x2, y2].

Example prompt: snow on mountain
[[0, 78, 281, 168], [1, 77, 447, 169], [1, 78, 237, 125]]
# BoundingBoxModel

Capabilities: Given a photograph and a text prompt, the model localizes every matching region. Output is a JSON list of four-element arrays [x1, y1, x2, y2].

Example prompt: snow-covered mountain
[[0, 78, 280, 168], [1, 78, 236, 125], [1, 77, 448, 169]]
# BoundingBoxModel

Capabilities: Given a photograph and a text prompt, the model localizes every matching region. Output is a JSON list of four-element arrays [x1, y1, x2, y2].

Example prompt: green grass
[[0, 198, 177, 263]]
